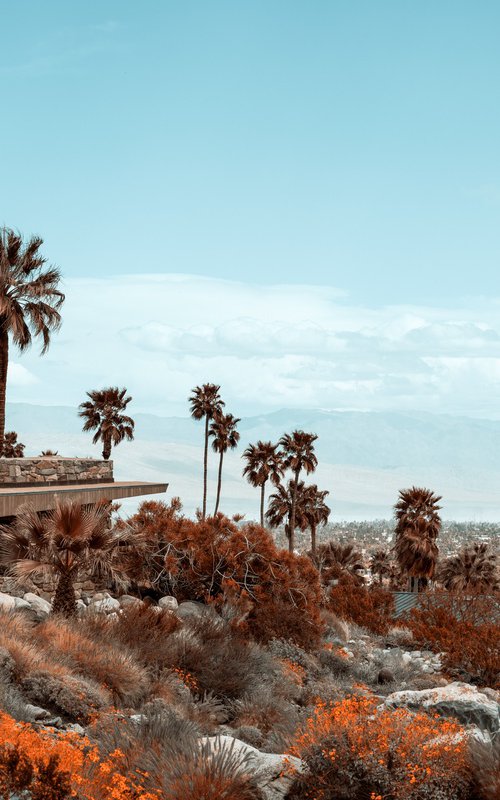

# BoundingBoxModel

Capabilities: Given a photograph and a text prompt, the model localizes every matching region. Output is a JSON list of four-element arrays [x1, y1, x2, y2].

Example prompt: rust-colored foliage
[[126, 500, 323, 649], [328, 574, 394, 635], [407, 590, 500, 688], [0, 711, 159, 800], [288, 695, 470, 800]]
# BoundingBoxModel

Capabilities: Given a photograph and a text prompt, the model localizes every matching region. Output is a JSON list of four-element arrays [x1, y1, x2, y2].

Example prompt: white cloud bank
[[8, 273, 500, 419]]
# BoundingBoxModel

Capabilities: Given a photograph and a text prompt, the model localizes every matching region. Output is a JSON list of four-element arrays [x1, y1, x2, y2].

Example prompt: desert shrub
[[231, 685, 300, 742], [0, 710, 160, 800], [407, 591, 500, 688], [328, 575, 394, 635], [469, 734, 500, 800], [80, 601, 180, 675], [126, 503, 323, 650], [33, 617, 149, 706], [320, 609, 350, 643], [287, 695, 472, 800], [160, 615, 275, 701], [385, 625, 414, 647], [0, 745, 72, 800], [20, 670, 108, 722]]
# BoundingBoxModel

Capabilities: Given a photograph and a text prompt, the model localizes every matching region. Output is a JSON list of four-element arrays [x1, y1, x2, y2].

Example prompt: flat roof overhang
[[0, 481, 168, 517]]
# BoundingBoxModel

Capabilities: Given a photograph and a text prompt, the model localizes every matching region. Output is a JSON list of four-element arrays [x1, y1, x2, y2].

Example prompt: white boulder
[[23, 593, 51, 616], [0, 592, 15, 611], [91, 596, 120, 614], [384, 681, 499, 732], [159, 595, 178, 611], [201, 735, 301, 800]]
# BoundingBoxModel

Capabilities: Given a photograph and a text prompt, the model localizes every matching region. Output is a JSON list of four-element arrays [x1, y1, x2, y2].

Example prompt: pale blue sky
[[1, 1, 499, 306]]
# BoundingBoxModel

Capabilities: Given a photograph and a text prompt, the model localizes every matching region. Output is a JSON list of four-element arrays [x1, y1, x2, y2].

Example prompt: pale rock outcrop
[[384, 681, 500, 732], [91, 596, 120, 614], [0, 592, 16, 611], [201, 735, 301, 800], [158, 595, 178, 611], [23, 593, 51, 616]]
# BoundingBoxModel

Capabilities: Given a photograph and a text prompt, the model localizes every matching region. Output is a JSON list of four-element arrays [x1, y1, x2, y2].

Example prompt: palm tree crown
[[301, 484, 330, 556], [315, 541, 365, 585], [278, 430, 318, 553], [438, 542, 499, 592], [79, 387, 134, 461], [370, 548, 392, 585], [266, 479, 309, 546], [0, 500, 137, 617], [393, 486, 442, 590], [0, 228, 64, 448], [189, 383, 224, 520], [209, 411, 241, 515], [242, 440, 283, 526]]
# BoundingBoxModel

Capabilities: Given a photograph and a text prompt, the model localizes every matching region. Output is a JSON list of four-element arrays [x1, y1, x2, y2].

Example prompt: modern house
[[0, 456, 167, 522]]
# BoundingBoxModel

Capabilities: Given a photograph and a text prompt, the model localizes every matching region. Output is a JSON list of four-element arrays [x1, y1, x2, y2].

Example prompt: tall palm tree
[[242, 441, 283, 526], [393, 486, 442, 592], [438, 542, 499, 592], [0, 500, 137, 618], [266, 479, 308, 548], [209, 411, 240, 515], [278, 430, 318, 553], [0, 228, 64, 449], [370, 548, 392, 585], [302, 484, 330, 557], [189, 384, 224, 520], [315, 541, 365, 585], [79, 387, 134, 460]]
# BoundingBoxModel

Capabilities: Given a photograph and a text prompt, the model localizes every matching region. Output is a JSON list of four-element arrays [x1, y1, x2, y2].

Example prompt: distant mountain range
[[6, 403, 500, 521]]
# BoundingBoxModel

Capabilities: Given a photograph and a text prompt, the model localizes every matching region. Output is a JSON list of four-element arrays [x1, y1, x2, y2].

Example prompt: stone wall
[[0, 457, 114, 486]]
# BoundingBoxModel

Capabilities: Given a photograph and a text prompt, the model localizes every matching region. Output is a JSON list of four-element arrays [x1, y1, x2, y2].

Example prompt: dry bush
[[328, 575, 394, 635], [81, 602, 180, 674], [407, 591, 500, 688], [231, 685, 300, 741], [320, 609, 350, 643], [288, 695, 472, 800], [33, 617, 149, 707], [385, 625, 414, 646], [469, 735, 500, 800], [20, 670, 108, 722], [160, 615, 275, 701], [126, 503, 323, 650]]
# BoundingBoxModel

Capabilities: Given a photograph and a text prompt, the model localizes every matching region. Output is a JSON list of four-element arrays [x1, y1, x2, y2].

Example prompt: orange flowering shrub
[[407, 591, 500, 689], [0, 711, 159, 800], [126, 502, 323, 649], [288, 695, 471, 800], [328, 575, 394, 634]]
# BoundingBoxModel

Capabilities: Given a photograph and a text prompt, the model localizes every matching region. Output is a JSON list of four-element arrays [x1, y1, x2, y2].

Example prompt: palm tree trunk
[[260, 481, 266, 527], [0, 327, 9, 451], [202, 415, 209, 520], [289, 469, 300, 554], [102, 433, 112, 461], [214, 451, 224, 515], [52, 570, 77, 618], [310, 522, 317, 558]]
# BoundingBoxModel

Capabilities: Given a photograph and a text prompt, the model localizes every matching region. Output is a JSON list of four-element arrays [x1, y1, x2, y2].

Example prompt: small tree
[[301, 483, 330, 557], [0, 499, 138, 618], [79, 387, 134, 460]]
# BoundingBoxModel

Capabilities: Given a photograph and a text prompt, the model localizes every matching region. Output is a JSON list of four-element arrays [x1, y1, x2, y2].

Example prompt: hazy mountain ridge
[[6, 403, 500, 520]]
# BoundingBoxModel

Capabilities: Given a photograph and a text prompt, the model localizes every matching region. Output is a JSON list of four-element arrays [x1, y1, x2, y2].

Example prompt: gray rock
[[158, 595, 178, 611], [175, 600, 211, 620], [384, 682, 500, 732], [377, 668, 395, 684], [66, 723, 86, 735], [24, 592, 51, 616], [119, 594, 142, 607], [201, 735, 302, 800], [13, 597, 32, 611], [0, 591, 15, 611], [25, 704, 52, 720], [91, 597, 120, 614]]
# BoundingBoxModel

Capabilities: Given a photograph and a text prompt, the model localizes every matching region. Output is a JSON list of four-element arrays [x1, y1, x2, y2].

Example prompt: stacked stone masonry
[[0, 457, 114, 486]]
